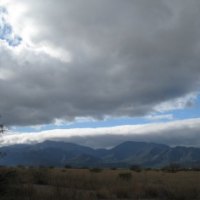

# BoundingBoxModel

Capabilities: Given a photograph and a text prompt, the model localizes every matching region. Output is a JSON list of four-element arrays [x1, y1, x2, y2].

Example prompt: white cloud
[[145, 114, 174, 121], [1, 118, 200, 148], [28, 43, 72, 63], [0, 68, 13, 80], [154, 93, 198, 112]]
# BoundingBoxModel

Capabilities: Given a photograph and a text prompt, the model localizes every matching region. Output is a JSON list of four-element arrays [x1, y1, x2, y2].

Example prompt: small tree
[[0, 124, 6, 135], [0, 115, 6, 135], [0, 115, 7, 157], [130, 164, 142, 172], [162, 163, 182, 172]]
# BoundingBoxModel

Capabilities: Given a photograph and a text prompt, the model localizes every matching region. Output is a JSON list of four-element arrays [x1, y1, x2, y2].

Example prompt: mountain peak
[[0, 140, 199, 168]]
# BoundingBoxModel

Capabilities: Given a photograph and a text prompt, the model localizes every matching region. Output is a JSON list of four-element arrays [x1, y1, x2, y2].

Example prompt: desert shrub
[[31, 168, 50, 185], [143, 184, 163, 198], [191, 167, 200, 171], [130, 165, 142, 172], [114, 186, 131, 199], [96, 188, 111, 199], [0, 169, 17, 195], [144, 167, 152, 171], [64, 165, 72, 169], [118, 172, 132, 181], [10, 184, 36, 200], [79, 166, 88, 169], [17, 165, 25, 169], [89, 168, 103, 173], [162, 163, 182, 173]]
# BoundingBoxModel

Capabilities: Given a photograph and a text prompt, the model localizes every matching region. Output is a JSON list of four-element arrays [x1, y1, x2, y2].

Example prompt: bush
[[0, 169, 17, 195], [162, 163, 182, 173], [118, 172, 132, 181], [89, 168, 103, 173], [130, 165, 142, 172], [64, 165, 72, 169], [31, 168, 49, 185]]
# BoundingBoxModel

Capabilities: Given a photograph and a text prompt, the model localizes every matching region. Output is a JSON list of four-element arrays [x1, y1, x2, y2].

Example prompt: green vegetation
[[0, 167, 199, 200]]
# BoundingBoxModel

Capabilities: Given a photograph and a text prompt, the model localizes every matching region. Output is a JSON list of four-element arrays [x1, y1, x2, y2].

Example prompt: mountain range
[[0, 140, 200, 168]]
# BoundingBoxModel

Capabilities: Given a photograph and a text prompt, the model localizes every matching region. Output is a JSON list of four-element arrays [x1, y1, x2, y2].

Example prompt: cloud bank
[[0, 1, 200, 125], [1, 118, 200, 148]]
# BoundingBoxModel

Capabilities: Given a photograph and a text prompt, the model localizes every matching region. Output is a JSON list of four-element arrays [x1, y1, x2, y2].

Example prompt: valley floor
[[0, 167, 199, 200]]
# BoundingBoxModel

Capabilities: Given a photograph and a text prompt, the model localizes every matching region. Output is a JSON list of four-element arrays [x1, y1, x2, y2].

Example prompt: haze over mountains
[[0, 140, 199, 168]]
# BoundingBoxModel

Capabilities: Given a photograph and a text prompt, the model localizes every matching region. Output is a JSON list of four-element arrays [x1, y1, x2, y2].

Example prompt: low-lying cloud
[[1, 118, 200, 148]]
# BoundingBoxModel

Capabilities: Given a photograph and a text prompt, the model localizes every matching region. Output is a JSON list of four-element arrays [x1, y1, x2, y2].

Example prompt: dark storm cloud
[[0, 0, 200, 125]]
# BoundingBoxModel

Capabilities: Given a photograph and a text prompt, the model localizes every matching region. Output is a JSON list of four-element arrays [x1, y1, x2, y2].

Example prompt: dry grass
[[0, 167, 199, 200]]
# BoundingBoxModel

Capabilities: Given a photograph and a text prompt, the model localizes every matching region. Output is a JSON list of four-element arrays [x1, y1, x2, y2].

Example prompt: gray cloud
[[0, 0, 200, 125]]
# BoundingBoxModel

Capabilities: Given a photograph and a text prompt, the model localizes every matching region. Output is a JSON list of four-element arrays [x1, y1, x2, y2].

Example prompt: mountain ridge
[[0, 140, 199, 168]]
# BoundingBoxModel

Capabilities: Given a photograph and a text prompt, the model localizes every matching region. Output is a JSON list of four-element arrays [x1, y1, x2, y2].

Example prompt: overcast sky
[[0, 0, 200, 148]]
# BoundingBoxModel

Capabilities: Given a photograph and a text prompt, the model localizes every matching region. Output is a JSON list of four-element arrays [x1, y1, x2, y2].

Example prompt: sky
[[0, 0, 200, 148]]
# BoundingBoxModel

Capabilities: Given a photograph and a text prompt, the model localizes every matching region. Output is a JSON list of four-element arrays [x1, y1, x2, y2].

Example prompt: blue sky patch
[[0, 6, 22, 47], [11, 93, 200, 133]]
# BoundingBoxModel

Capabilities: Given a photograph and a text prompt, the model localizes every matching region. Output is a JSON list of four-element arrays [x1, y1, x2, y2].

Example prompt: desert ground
[[0, 167, 199, 200]]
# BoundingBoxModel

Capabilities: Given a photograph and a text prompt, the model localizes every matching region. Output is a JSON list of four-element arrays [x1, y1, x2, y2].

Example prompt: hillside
[[0, 140, 199, 168]]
